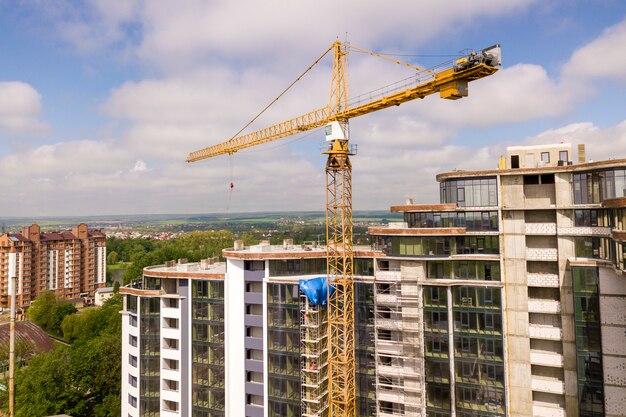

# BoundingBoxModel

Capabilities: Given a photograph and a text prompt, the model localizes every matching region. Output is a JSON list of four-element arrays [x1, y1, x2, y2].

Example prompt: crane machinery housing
[[187, 41, 501, 417]]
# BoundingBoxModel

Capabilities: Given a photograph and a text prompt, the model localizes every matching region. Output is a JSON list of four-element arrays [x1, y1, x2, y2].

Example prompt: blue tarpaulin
[[299, 277, 333, 306]]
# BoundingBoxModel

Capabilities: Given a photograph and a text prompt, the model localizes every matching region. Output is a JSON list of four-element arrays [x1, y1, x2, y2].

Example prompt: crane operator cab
[[325, 120, 349, 142], [324, 120, 356, 155]]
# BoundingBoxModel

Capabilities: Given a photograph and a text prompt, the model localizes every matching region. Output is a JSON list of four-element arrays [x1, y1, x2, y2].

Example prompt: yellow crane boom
[[186, 43, 500, 162], [187, 41, 500, 417]]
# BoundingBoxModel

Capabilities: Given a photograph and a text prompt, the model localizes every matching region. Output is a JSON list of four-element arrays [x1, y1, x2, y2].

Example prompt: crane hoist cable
[[225, 44, 335, 147]]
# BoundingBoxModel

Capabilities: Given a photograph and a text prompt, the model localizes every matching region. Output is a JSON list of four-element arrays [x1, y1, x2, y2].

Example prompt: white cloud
[[518, 120, 626, 163], [0, 140, 129, 181], [13, 0, 535, 72], [7, 3, 626, 217], [137, 0, 534, 71], [563, 17, 626, 82], [415, 64, 575, 127], [130, 160, 148, 172], [0, 82, 49, 135]]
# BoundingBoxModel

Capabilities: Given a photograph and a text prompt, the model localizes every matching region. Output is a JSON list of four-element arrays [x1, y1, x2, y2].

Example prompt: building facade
[[0, 223, 107, 308], [120, 143, 626, 417]]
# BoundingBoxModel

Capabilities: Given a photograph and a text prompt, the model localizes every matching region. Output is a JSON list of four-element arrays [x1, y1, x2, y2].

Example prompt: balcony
[[526, 248, 558, 262], [528, 324, 562, 340], [530, 350, 564, 367], [375, 317, 403, 330], [376, 270, 401, 282], [532, 376, 565, 395], [525, 223, 557, 235], [377, 389, 404, 404], [376, 340, 403, 356], [533, 404, 565, 417], [557, 226, 611, 237], [527, 273, 559, 288], [528, 299, 561, 314], [375, 293, 398, 304]]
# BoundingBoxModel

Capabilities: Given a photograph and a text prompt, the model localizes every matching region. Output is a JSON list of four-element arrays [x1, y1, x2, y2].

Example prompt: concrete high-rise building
[[0, 223, 107, 308], [120, 143, 626, 417]]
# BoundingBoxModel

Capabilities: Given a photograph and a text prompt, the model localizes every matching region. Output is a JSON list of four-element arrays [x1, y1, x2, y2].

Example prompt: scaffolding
[[300, 293, 329, 417], [373, 265, 425, 417]]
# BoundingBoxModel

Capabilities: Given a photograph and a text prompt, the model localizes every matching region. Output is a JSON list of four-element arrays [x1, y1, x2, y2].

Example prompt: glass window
[[484, 339, 495, 355], [461, 337, 471, 352], [541, 152, 550, 162], [484, 313, 495, 329], [457, 188, 465, 202], [461, 312, 470, 328], [559, 150, 568, 162], [484, 288, 494, 305], [440, 177, 497, 207]]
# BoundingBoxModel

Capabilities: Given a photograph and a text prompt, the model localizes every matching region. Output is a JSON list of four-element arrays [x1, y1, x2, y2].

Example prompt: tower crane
[[187, 41, 501, 417]]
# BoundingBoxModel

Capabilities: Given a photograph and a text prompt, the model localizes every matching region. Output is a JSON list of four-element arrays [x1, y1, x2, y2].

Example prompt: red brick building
[[0, 223, 107, 308]]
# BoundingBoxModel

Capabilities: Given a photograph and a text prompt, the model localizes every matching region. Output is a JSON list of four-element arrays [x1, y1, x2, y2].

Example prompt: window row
[[424, 286, 501, 309], [573, 169, 626, 204], [405, 211, 498, 231], [193, 280, 224, 299], [269, 258, 327, 277], [377, 236, 499, 257], [428, 261, 501, 281], [440, 177, 498, 207]]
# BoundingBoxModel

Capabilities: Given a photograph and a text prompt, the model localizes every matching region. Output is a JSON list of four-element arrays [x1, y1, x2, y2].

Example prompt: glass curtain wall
[[355, 282, 376, 416], [572, 267, 604, 417], [424, 286, 451, 416], [269, 259, 326, 277], [405, 211, 498, 231], [452, 287, 505, 417], [267, 283, 301, 417], [427, 261, 501, 281], [423, 286, 505, 417], [191, 280, 225, 416], [440, 178, 498, 207], [573, 169, 626, 204], [139, 297, 160, 417], [375, 236, 499, 256]]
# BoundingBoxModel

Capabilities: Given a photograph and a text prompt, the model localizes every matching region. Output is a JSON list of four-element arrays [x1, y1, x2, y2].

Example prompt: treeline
[[1, 292, 122, 417], [108, 226, 371, 286], [107, 230, 238, 284]]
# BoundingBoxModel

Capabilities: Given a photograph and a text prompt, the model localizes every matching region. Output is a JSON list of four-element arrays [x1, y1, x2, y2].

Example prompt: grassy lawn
[[107, 262, 131, 271]]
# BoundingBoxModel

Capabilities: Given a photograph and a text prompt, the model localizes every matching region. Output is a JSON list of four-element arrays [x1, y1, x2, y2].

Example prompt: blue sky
[[1, 0, 626, 217]]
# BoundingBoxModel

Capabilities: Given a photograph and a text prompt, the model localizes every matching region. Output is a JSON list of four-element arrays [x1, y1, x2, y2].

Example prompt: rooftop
[[0, 321, 55, 358], [437, 155, 626, 181], [223, 242, 379, 259], [143, 259, 227, 278]]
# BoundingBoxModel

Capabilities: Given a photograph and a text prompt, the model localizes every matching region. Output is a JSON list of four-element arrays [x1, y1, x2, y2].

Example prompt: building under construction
[[121, 143, 626, 417]]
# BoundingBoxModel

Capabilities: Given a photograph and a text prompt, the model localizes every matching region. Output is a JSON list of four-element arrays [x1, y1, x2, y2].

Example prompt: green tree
[[122, 231, 234, 284], [12, 348, 80, 417], [62, 295, 122, 343], [0, 339, 35, 373], [27, 291, 77, 337], [106, 250, 119, 264], [66, 334, 121, 417], [0, 295, 124, 417]]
